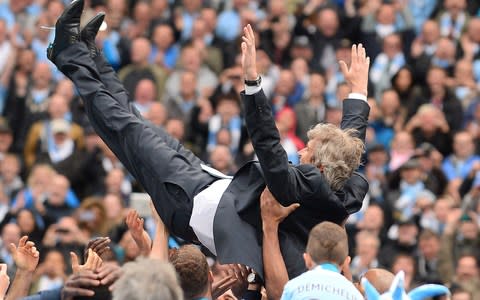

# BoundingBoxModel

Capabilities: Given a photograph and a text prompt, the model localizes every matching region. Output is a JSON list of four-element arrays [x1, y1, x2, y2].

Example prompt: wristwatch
[[245, 76, 262, 87], [247, 272, 262, 284]]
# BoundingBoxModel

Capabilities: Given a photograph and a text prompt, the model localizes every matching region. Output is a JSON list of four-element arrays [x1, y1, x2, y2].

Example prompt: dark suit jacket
[[213, 90, 370, 279], [55, 44, 369, 279]]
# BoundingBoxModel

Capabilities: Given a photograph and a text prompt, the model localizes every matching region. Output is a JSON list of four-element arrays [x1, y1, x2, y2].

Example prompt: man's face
[[400, 167, 422, 185], [453, 132, 474, 159], [397, 224, 418, 245], [362, 206, 384, 231], [456, 256, 479, 281], [0, 132, 13, 153], [419, 237, 439, 260], [298, 140, 315, 165], [1, 224, 20, 246]]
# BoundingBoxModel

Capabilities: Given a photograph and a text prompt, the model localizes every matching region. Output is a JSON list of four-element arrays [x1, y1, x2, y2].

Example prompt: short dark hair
[[169, 245, 209, 299], [419, 229, 439, 242], [306, 221, 348, 265]]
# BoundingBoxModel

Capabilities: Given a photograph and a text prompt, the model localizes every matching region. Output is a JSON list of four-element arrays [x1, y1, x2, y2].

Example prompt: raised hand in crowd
[[211, 275, 239, 299], [71, 249, 102, 274], [84, 237, 112, 261], [60, 271, 101, 300], [225, 264, 250, 298], [0, 265, 9, 300], [9, 236, 39, 272], [126, 210, 152, 256], [260, 188, 300, 230], [5, 236, 40, 300], [339, 44, 370, 97]]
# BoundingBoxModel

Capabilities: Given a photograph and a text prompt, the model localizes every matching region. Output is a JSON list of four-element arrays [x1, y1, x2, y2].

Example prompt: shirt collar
[[314, 263, 340, 273]]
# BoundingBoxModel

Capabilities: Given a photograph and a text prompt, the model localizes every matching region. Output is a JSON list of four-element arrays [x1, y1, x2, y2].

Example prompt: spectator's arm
[[149, 202, 169, 261], [396, 2, 415, 30], [5, 236, 40, 300], [260, 188, 299, 300], [437, 209, 462, 283]]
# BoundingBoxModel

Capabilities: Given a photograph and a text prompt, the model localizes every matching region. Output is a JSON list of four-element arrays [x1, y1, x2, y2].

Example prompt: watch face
[[247, 272, 256, 283]]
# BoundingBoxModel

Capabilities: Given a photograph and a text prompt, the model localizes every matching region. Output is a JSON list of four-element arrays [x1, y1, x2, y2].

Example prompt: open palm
[[9, 236, 39, 272]]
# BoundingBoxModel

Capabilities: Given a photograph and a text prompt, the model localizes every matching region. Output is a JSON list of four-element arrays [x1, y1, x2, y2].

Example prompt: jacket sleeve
[[340, 99, 370, 143], [242, 89, 308, 204]]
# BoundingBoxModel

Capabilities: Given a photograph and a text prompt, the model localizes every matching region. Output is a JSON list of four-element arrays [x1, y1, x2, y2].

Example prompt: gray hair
[[307, 123, 364, 191], [113, 258, 184, 300]]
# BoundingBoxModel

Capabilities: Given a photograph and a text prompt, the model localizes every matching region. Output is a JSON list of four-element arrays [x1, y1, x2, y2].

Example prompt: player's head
[[304, 221, 349, 269], [169, 245, 212, 299], [299, 124, 364, 190]]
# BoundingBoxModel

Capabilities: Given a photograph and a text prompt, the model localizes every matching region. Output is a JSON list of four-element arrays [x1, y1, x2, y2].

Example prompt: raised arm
[[260, 188, 299, 300], [338, 44, 371, 141], [5, 236, 39, 300], [240, 24, 302, 201]]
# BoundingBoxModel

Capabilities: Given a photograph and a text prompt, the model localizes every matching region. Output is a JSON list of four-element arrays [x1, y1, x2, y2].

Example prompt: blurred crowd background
[[0, 0, 479, 298]]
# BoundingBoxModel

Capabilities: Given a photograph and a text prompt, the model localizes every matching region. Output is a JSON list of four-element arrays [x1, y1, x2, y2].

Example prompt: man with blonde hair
[[47, 1, 370, 279]]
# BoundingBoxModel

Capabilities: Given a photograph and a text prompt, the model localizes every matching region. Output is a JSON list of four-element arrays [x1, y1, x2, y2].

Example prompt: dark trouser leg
[[92, 54, 205, 167], [55, 43, 215, 239]]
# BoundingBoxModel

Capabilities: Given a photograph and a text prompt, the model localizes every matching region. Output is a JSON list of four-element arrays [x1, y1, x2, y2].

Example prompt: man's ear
[[208, 270, 214, 284], [303, 253, 315, 269], [341, 256, 352, 281]]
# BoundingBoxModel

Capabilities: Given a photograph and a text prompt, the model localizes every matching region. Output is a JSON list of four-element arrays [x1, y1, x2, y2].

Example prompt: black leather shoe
[[80, 13, 105, 58], [47, 0, 84, 62]]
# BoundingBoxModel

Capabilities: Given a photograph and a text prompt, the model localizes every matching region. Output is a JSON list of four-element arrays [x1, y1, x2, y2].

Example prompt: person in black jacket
[[46, 0, 370, 279]]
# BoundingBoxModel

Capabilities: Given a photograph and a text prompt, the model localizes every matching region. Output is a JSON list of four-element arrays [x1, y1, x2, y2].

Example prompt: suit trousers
[[55, 43, 217, 240]]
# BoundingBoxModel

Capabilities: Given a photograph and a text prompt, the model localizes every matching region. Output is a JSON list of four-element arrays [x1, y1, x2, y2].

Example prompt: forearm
[[262, 223, 288, 300], [149, 223, 169, 261], [5, 270, 34, 300], [437, 230, 456, 283]]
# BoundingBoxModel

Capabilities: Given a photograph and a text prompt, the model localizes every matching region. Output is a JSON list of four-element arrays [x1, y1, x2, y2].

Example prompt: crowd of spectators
[[0, 0, 479, 298]]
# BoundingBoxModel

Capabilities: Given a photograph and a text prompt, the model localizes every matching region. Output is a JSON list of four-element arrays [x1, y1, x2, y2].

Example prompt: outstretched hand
[[9, 236, 40, 272], [84, 237, 111, 261], [71, 249, 103, 274], [260, 188, 300, 228], [126, 210, 152, 256], [241, 24, 258, 81], [339, 44, 370, 97]]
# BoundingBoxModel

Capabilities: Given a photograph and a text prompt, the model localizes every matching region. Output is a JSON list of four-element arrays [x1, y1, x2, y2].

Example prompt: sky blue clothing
[[216, 10, 241, 41], [21, 288, 61, 300], [181, 12, 198, 41], [0, 3, 16, 29], [441, 155, 480, 181], [408, 0, 438, 34], [12, 188, 80, 211], [281, 264, 363, 300], [102, 31, 122, 70], [149, 44, 180, 70], [369, 121, 395, 151]]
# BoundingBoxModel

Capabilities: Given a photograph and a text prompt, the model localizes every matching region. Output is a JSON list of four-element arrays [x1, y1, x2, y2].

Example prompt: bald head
[[363, 268, 395, 294]]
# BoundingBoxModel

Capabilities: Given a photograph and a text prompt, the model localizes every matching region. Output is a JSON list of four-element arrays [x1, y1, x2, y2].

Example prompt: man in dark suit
[[47, 0, 370, 279]]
